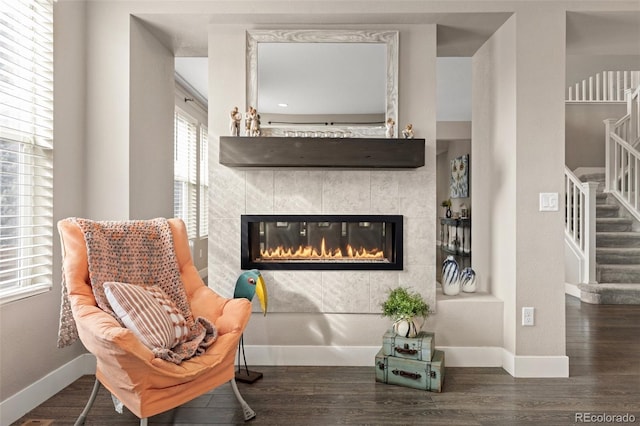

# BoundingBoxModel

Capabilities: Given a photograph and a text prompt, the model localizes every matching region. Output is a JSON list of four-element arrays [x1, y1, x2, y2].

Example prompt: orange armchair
[[57, 218, 255, 425]]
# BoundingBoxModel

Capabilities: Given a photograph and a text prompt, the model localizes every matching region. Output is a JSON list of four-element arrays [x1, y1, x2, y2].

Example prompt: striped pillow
[[104, 281, 188, 350]]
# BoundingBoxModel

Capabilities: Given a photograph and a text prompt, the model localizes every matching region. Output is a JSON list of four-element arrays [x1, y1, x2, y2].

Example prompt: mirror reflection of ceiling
[[174, 56, 473, 121], [257, 43, 386, 115]]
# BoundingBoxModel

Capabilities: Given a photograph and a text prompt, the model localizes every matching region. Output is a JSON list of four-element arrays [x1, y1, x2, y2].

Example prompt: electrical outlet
[[522, 307, 535, 326]]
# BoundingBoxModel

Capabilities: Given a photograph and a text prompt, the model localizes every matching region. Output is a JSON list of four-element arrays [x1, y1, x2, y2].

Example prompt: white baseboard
[[565, 282, 581, 298], [1, 354, 96, 426], [502, 349, 569, 378], [437, 346, 504, 367], [198, 267, 208, 279], [245, 345, 502, 368], [244, 345, 380, 366], [244, 345, 569, 377]]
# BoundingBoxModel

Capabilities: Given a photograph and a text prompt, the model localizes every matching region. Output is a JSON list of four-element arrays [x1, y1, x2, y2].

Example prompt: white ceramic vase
[[393, 318, 419, 338], [441, 255, 460, 296], [460, 267, 477, 293]]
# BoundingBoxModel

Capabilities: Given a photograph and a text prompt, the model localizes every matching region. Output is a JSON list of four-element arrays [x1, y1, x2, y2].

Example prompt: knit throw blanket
[[57, 218, 217, 364]]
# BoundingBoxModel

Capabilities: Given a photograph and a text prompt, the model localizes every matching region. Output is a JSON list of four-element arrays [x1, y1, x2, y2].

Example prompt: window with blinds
[[0, 0, 54, 304], [199, 127, 208, 237], [174, 110, 207, 240]]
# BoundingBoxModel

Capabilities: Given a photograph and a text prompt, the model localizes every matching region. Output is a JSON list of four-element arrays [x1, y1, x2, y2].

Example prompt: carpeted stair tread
[[596, 193, 608, 204], [596, 204, 620, 217], [596, 232, 640, 248], [578, 283, 640, 304], [596, 217, 634, 232], [597, 247, 640, 263], [598, 264, 640, 283]]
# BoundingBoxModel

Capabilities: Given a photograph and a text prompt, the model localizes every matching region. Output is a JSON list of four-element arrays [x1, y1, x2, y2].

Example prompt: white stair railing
[[567, 71, 640, 102], [604, 86, 640, 222], [564, 167, 598, 284]]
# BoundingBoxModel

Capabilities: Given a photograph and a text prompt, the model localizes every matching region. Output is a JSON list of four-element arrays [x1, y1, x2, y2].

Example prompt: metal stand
[[235, 334, 263, 384], [231, 378, 257, 421], [74, 377, 101, 426]]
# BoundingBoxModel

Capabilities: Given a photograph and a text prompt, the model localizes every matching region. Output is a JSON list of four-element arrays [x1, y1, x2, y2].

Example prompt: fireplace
[[241, 215, 403, 270]]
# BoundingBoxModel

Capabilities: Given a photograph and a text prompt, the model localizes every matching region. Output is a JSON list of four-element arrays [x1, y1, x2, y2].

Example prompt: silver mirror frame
[[246, 29, 399, 138]]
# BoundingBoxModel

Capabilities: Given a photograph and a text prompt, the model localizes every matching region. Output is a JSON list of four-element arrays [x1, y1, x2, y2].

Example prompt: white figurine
[[385, 118, 395, 138], [402, 123, 415, 139], [244, 106, 253, 136], [229, 106, 242, 136], [249, 107, 261, 137]]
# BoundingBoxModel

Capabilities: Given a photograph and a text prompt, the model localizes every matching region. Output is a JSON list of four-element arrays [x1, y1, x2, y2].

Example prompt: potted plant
[[380, 286, 430, 338]]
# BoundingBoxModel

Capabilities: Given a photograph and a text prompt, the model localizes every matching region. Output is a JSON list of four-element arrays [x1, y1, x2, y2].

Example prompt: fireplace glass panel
[[241, 215, 403, 270]]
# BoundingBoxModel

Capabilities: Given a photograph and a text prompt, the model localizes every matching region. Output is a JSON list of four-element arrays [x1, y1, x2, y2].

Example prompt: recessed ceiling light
[[277, 103, 288, 108]]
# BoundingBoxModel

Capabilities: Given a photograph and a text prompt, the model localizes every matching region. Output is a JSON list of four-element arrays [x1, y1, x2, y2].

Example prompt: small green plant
[[441, 198, 452, 208], [380, 287, 430, 321]]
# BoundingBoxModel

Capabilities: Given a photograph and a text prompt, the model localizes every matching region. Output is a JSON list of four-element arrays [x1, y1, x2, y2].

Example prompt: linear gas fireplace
[[241, 215, 403, 270]]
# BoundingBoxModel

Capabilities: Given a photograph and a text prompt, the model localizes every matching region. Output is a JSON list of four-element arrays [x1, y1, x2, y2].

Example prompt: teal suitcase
[[375, 348, 445, 392], [382, 330, 435, 361]]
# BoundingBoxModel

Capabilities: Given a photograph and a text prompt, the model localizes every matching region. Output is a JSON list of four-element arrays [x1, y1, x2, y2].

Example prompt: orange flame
[[260, 237, 384, 261]]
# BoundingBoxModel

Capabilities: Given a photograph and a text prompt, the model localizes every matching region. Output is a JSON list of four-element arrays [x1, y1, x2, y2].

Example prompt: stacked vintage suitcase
[[375, 330, 445, 392]]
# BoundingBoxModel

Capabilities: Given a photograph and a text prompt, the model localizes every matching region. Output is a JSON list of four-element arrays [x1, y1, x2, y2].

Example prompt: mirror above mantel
[[246, 29, 399, 138]]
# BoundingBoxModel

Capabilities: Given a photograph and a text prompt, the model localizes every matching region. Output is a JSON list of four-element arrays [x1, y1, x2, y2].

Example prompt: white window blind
[[174, 111, 198, 239], [0, 0, 54, 303], [199, 126, 208, 237]]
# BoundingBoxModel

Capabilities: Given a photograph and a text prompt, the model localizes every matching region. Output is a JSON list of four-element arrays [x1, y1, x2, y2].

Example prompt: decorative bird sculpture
[[234, 269, 268, 383]]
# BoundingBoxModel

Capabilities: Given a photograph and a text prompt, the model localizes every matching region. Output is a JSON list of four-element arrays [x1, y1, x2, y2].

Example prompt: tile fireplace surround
[[210, 133, 435, 314], [210, 171, 435, 314]]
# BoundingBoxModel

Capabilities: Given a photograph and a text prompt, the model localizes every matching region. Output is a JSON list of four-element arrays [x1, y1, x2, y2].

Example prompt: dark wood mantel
[[219, 136, 425, 169]]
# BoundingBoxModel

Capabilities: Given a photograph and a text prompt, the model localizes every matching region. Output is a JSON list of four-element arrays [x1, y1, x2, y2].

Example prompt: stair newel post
[[604, 118, 616, 193], [583, 182, 599, 284]]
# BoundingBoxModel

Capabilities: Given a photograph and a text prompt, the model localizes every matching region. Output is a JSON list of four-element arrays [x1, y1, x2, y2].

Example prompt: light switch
[[539, 192, 559, 211]]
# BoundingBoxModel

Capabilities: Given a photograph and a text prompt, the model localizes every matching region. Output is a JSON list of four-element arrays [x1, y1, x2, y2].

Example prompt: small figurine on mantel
[[229, 106, 242, 136], [385, 118, 395, 138], [402, 123, 415, 139], [244, 106, 254, 136], [249, 107, 261, 137]]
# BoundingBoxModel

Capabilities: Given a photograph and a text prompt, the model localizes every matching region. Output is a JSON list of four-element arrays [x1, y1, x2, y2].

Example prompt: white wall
[[208, 24, 440, 340], [473, 6, 568, 374], [0, 0, 88, 411], [130, 17, 175, 219], [566, 103, 626, 170], [473, 16, 518, 353], [513, 5, 566, 360], [437, 57, 472, 121], [85, 2, 131, 220], [566, 54, 640, 87], [13, 2, 636, 419]]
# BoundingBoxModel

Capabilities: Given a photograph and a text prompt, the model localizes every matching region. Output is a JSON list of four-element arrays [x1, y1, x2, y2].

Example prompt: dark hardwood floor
[[13, 296, 640, 425]]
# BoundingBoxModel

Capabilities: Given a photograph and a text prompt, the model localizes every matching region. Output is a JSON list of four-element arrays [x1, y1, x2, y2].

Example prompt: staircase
[[577, 171, 640, 304]]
